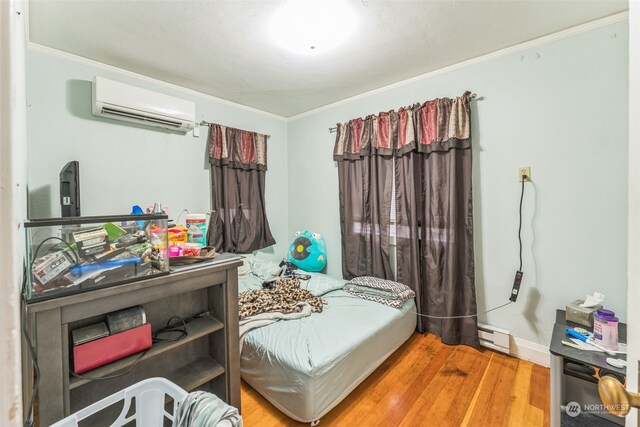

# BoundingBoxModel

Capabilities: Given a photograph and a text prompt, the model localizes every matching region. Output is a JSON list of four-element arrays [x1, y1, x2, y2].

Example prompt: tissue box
[[566, 300, 603, 327]]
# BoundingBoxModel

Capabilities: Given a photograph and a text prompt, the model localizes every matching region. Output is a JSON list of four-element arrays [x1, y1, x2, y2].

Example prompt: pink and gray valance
[[207, 123, 275, 253], [333, 91, 472, 160], [208, 124, 268, 171]]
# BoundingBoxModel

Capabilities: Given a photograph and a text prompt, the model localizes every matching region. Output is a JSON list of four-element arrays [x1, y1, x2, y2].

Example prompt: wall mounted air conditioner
[[92, 77, 196, 132]]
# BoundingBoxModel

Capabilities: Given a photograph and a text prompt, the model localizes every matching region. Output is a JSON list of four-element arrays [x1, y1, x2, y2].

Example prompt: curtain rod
[[197, 120, 215, 127], [328, 92, 478, 133], [197, 120, 270, 139]]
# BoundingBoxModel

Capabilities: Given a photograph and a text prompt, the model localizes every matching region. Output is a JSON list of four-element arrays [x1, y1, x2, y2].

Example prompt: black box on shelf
[[71, 322, 110, 346]]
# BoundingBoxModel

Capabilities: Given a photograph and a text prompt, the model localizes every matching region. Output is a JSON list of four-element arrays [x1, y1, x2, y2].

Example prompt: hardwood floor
[[240, 333, 550, 427]]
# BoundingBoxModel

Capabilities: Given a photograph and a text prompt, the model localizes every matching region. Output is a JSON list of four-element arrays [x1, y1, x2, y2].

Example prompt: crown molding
[[26, 10, 628, 122], [26, 42, 288, 122]]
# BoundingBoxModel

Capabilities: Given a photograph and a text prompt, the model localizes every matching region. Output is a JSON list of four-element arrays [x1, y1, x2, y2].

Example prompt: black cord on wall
[[518, 177, 525, 271], [409, 172, 530, 317], [508, 174, 527, 303]]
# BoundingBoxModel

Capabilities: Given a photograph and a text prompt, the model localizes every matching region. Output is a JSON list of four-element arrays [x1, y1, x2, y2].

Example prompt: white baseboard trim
[[508, 336, 551, 368]]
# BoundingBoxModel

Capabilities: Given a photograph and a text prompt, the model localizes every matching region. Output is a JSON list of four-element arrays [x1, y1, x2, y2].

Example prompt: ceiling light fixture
[[270, 0, 356, 54]]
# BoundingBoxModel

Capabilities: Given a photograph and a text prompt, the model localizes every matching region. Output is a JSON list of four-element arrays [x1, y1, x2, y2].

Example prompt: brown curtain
[[335, 119, 394, 280], [207, 124, 275, 253], [396, 148, 478, 347], [335, 92, 479, 348]]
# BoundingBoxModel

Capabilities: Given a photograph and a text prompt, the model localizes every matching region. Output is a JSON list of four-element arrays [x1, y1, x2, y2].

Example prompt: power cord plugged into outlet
[[509, 169, 528, 302], [410, 166, 531, 319]]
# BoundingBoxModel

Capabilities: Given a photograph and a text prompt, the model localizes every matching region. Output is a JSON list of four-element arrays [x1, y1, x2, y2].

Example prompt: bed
[[238, 258, 416, 423]]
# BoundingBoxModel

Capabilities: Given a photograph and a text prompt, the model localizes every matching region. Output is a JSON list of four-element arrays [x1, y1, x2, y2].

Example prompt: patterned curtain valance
[[333, 91, 472, 161], [208, 124, 268, 171]]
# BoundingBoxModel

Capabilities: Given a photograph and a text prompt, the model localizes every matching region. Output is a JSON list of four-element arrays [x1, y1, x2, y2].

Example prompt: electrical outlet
[[518, 167, 531, 182]]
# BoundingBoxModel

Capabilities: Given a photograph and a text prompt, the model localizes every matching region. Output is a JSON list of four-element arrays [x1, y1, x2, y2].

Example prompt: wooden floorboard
[[241, 332, 550, 427]]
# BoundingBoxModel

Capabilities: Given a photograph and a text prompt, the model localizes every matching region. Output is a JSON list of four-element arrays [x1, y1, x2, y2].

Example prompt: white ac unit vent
[[92, 77, 196, 132], [478, 323, 511, 354]]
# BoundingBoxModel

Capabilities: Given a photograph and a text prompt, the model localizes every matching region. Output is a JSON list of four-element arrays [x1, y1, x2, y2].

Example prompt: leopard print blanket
[[238, 277, 324, 320]]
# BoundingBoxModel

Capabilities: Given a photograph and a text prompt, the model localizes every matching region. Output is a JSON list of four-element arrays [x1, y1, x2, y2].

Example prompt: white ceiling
[[29, 0, 627, 118]]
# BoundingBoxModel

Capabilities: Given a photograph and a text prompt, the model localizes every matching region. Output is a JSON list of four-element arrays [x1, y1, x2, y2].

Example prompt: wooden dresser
[[23, 253, 242, 426]]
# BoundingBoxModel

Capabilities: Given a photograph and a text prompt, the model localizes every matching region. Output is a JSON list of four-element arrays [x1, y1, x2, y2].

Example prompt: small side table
[[549, 309, 626, 426]]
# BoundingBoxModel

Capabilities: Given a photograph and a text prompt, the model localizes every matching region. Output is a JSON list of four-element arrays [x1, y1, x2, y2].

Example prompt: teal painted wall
[[287, 21, 629, 346], [26, 49, 288, 259]]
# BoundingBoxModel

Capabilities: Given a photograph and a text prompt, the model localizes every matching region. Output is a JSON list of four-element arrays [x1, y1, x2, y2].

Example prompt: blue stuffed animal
[[288, 230, 327, 272]]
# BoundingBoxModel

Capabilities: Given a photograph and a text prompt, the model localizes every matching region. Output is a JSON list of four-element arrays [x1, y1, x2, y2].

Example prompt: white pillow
[[250, 257, 282, 280], [238, 254, 255, 276]]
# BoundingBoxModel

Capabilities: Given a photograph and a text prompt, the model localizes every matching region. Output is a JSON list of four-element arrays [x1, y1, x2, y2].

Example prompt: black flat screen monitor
[[60, 161, 80, 217]]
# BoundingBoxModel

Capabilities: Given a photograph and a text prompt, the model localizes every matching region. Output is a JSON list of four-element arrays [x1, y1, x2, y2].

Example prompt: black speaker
[[60, 161, 80, 217]]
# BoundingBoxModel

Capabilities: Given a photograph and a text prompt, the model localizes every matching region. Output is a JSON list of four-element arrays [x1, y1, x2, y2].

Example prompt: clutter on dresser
[[166, 210, 218, 265], [563, 293, 622, 355], [25, 214, 169, 302], [168, 245, 217, 266], [550, 309, 627, 426]]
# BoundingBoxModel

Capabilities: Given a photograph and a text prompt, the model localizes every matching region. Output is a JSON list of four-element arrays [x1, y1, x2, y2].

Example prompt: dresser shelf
[[69, 315, 224, 390], [170, 356, 225, 391]]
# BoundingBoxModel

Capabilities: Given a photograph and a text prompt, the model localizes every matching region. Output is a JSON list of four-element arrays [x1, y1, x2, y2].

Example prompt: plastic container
[[168, 244, 183, 258], [50, 377, 186, 427], [186, 214, 207, 245], [593, 308, 619, 351], [188, 231, 205, 246], [182, 242, 203, 257]]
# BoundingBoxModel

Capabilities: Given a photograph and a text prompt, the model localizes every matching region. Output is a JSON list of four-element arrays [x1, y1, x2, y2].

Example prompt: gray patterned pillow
[[344, 276, 415, 308], [349, 276, 414, 294]]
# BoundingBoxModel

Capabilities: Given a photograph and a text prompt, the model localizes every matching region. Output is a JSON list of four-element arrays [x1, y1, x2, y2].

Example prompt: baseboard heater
[[478, 323, 511, 354]]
